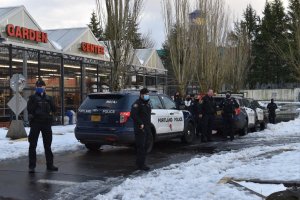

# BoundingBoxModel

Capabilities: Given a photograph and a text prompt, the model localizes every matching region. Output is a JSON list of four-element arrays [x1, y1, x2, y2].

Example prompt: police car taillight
[[235, 108, 241, 115], [120, 112, 131, 124]]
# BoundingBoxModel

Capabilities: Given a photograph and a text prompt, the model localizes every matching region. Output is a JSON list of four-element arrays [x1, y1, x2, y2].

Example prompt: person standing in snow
[[200, 89, 217, 142], [220, 91, 239, 141], [27, 78, 58, 173], [267, 99, 278, 124], [131, 88, 151, 171]]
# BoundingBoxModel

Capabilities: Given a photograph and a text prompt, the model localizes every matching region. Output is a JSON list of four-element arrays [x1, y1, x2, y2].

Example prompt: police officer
[[174, 91, 182, 110], [200, 89, 217, 142], [27, 78, 58, 173], [267, 99, 278, 124], [131, 88, 151, 171], [220, 91, 239, 141], [192, 95, 202, 137]]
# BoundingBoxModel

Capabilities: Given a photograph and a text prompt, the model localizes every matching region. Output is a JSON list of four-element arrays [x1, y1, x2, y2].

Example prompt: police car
[[245, 98, 267, 130], [214, 94, 257, 135], [74, 91, 195, 152]]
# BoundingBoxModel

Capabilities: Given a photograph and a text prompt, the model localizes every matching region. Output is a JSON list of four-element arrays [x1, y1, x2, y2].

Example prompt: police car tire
[[146, 132, 154, 153], [239, 123, 248, 136], [260, 122, 265, 130], [181, 123, 195, 144], [85, 143, 102, 151]]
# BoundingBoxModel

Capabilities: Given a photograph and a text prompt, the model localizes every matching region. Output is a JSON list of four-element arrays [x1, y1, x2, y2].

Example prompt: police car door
[[160, 95, 184, 133], [149, 95, 169, 134], [240, 98, 256, 126]]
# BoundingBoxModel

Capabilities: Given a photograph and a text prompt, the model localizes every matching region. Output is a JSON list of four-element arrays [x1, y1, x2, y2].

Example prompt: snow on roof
[[46, 27, 88, 51]]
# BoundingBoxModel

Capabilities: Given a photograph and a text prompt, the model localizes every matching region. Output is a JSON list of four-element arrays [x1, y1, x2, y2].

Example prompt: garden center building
[[0, 6, 167, 126]]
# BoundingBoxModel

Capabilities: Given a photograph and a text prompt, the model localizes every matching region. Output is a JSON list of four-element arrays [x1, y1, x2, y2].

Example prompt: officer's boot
[[47, 164, 58, 171]]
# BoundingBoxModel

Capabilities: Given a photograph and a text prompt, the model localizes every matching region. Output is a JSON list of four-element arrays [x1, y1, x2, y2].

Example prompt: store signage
[[6, 24, 48, 43], [81, 42, 104, 55]]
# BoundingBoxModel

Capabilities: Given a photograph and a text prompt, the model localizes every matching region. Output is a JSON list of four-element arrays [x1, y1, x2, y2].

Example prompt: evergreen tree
[[250, 0, 292, 88], [88, 11, 105, 41]]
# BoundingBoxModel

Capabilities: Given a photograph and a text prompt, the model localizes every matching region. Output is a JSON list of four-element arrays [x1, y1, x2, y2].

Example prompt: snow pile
[[95, 143, 300, 200], [247, 117, 300, 138], [0, 125, 81, 160]]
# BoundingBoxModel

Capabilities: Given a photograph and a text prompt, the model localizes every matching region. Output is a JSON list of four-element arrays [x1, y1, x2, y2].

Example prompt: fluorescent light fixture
[[64, 64, 80, 69], [40, 68, 57, 72], [0, 65, 17, 68], [49, 74, 61, 76], [12, 58, 38, 64], [0, 77, 8, 80], [86, 67, 97, 71]]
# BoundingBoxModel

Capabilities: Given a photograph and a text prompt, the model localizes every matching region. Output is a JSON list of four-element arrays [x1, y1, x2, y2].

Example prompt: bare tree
[[162, 0, 198, 95], [193, 0, 230, 92], [96, 0, 143, 91], [141, 31, 156, 48], [225, 21, 251, 92]]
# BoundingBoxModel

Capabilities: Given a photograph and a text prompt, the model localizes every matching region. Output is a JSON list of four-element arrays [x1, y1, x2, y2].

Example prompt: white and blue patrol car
[[74, 91, 195, 152]]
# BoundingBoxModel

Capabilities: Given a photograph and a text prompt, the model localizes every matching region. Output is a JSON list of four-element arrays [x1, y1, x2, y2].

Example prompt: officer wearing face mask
[[220, 91, 239, 141], [131, 88, 151, 171], [27, 78, 58, 173]]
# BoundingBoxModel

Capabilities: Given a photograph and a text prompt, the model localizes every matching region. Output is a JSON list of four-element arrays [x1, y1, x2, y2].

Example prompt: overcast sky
[[0, 0, 289, 48]]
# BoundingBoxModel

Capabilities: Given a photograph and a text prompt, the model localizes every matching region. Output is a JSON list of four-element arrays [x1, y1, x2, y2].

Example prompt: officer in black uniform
[[131, 88, 151, 171], [200, 89, 217, 142], [27, 78, 58, 173], [220, 91, 239, 141], [267, 99, 278, 124]]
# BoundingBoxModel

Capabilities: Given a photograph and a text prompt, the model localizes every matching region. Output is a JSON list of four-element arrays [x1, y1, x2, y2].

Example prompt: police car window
[[79, 94, 129, 109], [161, 96, 176, 109], [150, 96, 163, 109]]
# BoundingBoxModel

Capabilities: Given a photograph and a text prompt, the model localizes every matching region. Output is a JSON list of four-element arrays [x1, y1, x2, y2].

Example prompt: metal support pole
[[23, 51, 29, 123], [8, 44, 13, 120], [60, 55, 65, 125], [97, 64, 99, 92], [143, 68, 146, 87], [37, 51, 41, 77], [80, 60, 83, 102]]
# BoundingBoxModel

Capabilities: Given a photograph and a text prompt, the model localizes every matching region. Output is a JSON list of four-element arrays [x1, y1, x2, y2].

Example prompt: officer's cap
[[140, 88, 149, 95], [36, 78, 46, 87]]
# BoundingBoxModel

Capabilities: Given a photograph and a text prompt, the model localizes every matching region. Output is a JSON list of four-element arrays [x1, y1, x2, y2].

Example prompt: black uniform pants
[[134, 126, 150, 168], [28, 122, 53, 168], [202, 114, 214, 141], [269, 114, 276, 124], [223, 114, 234, 140]]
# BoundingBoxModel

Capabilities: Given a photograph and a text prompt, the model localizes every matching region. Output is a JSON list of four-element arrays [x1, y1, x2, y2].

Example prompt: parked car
[[212, 96, 249, 136], [74, 91, 195, 152], [245, 98, 268, 130], [275, 104, 300, 122]]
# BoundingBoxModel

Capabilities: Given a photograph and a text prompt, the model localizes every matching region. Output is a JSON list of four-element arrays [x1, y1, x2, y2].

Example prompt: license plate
[[91, 115, 101, 122]]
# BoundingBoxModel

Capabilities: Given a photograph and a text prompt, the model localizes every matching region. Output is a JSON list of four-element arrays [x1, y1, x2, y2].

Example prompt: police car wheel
[[146, 132, 154, 153], [239, 124, 248, 136], [260, 122, 265, 130], [85, 143, 102, 151], [181, 123, 195, 144]]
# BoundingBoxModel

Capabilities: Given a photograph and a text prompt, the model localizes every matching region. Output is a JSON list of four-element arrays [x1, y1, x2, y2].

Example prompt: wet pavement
[[0, 133, 300, 200]]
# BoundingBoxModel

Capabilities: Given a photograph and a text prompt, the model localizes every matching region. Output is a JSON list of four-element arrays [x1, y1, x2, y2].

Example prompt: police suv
[[74, 91, 195, 152]]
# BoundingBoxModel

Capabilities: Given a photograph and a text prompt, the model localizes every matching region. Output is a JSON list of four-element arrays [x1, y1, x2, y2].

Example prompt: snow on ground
[[0, 124, 82, 160], [95, 119, 300, 200], [0, 118, 300, 199]]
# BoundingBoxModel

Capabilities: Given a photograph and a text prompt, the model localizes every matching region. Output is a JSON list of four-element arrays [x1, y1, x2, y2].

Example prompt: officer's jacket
[[131, 98, 151, 128], [201, 95, 217, 115], [267, 103, 278, 115], [220, 97, 239, 115], [27, 93, 56, 123]]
